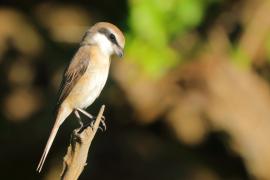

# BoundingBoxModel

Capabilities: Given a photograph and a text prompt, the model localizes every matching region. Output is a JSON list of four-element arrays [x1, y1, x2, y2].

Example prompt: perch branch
[[61, 105, 105, 180]]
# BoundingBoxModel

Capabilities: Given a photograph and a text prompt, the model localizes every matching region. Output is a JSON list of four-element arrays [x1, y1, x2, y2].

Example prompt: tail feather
[[36, 106, 72, 173]]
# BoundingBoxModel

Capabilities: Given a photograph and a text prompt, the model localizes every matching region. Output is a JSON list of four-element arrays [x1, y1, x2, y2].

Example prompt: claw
[[73, 129, 82, 143], [98, 126, 103, 132], [90, 115, 106, 131], [90, 120, 95, 131], [100, 117, 106, 131]]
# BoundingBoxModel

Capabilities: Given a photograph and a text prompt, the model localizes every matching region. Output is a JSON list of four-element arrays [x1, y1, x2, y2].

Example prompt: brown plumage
[[56, 47, 90, 108]]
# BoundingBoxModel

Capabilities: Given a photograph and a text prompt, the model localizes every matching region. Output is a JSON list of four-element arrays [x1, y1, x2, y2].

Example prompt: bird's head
[[81, 22, 125, 58]]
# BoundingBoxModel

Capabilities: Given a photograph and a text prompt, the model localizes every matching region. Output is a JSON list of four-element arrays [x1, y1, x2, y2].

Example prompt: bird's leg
[[74, 109, 88, 136], [76, 108, 94, 119], [76, 108, 106, 131], [75, 108, 95, 132], [74, 110, 83, 129]]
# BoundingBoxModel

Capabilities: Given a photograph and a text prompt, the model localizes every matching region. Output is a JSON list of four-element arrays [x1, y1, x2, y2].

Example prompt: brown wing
[[56, 48, 90, 108]]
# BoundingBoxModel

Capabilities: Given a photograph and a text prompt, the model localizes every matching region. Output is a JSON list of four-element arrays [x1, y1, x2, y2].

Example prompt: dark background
[[1, 0, 270, 179]]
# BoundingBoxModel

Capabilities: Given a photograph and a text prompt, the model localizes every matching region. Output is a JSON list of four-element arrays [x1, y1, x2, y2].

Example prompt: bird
[[36, 22, 125, 172]]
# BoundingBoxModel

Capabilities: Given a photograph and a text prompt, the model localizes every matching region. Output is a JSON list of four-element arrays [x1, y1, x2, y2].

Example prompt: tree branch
[[61, 105, 105, 180]]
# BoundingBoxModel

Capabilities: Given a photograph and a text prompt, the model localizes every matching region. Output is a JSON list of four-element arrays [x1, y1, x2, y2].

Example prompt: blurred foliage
[[126, 0, 219, 77], [231, 47, 251, 69]]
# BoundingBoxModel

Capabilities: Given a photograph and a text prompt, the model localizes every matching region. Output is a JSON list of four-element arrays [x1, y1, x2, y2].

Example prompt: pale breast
[[67, 59, 110, 109]]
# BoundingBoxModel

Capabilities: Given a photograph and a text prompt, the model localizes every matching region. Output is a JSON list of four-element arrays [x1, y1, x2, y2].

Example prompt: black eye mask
[[98, 28, 120, 47]]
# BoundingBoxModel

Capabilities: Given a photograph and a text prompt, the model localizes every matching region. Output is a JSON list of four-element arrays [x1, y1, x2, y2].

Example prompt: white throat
[[92, 33, 113, 57]]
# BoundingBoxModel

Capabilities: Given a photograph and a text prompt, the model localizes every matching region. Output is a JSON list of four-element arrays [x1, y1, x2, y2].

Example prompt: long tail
[[36, 106, 72, 173]]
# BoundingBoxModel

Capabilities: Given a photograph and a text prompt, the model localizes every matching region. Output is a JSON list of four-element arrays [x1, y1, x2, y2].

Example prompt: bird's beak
[[115, 47, 124, 58]]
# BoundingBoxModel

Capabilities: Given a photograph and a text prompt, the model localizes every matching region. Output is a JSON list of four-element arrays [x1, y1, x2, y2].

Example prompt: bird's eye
[[109, 33, 116, 43]]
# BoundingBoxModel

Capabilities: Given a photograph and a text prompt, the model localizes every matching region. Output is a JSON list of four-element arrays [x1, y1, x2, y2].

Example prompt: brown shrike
[[36, 22, 125, 172]]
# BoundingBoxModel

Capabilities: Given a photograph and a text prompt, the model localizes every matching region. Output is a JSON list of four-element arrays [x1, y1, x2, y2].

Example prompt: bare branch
[[61, 105, 105, 180]]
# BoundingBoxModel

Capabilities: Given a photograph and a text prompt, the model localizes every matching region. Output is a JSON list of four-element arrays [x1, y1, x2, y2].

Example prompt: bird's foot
[[77, 115, 106, 133], [75, 108, 106, 132], [73, 129, 82, 143], [96, 115, 106, 131], [89, 115, 106, 131]]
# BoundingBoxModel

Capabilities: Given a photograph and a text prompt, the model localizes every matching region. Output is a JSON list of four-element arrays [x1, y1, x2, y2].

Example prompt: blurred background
[[1, 0, 270, 179]]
